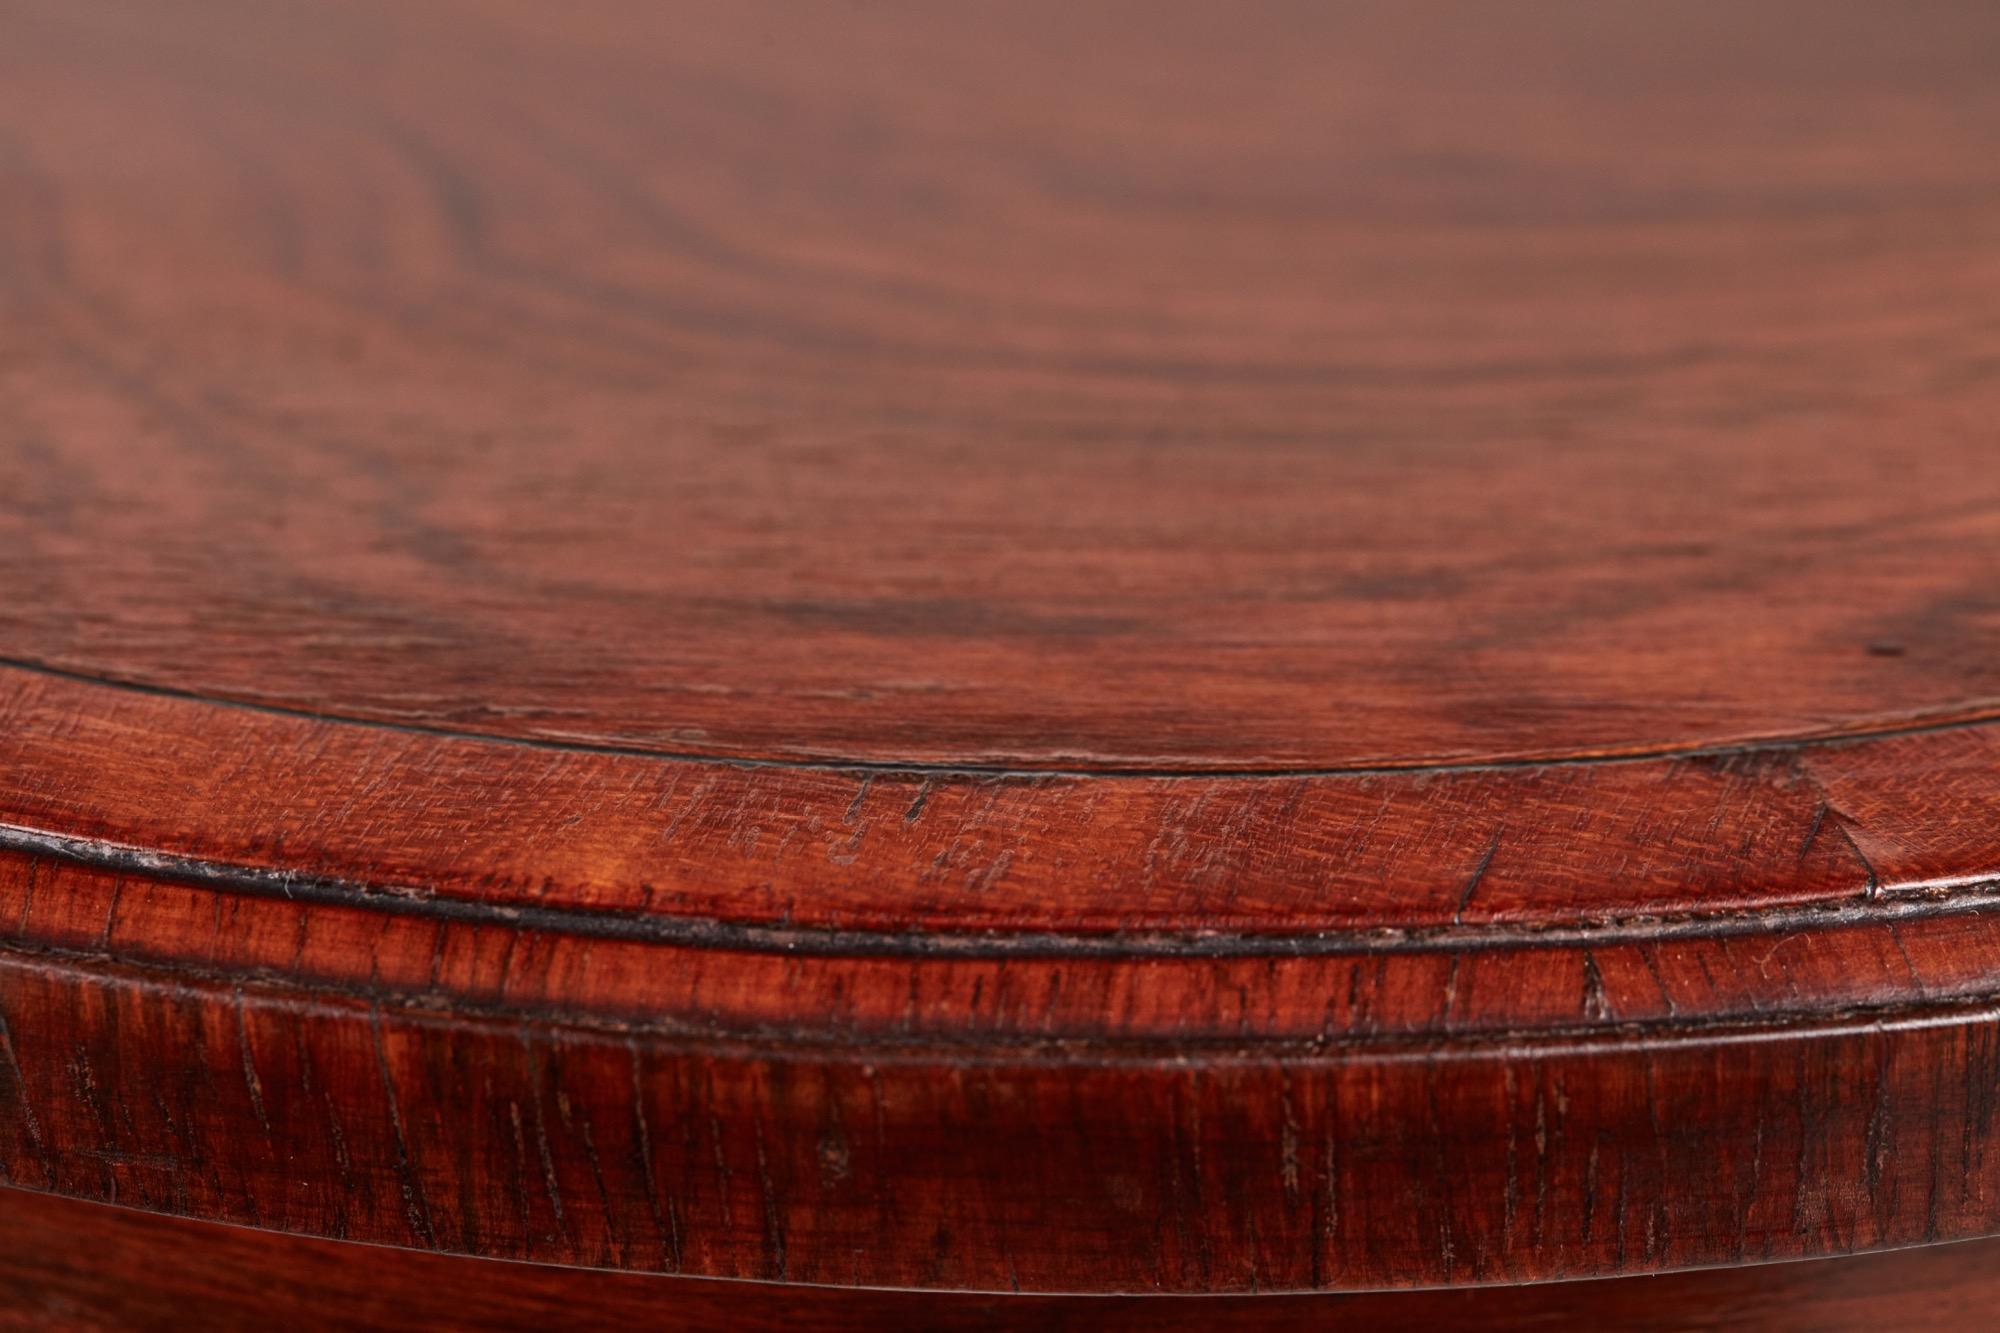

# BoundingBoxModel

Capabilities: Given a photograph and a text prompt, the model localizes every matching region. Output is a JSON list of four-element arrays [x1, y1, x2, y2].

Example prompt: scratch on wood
[[1457, 831, 1502, 925]]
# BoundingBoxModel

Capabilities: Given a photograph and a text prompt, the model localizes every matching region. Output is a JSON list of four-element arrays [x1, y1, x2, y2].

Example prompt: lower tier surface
[[1, 1187, 1994, 1331]]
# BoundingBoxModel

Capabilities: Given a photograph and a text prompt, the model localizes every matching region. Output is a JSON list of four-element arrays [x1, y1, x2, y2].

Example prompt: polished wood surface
[[7, 0, 2000, 771], [4, 0, 2000, 1318], [9, 1187, 2000, 1332]]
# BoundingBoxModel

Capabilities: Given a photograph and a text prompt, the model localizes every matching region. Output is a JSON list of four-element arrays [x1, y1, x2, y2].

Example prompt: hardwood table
[[4, 1, 2000, 1326]]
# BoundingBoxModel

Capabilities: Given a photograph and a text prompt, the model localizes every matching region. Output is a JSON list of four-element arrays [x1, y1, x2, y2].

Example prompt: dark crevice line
[[4, 931, 2000, 1068], [6, 655, 2000, 783], [5, 823, 2000, 962]]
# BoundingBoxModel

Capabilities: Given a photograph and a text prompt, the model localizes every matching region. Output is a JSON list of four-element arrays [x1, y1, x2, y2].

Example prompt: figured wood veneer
[[3, 0, 2000, 1316]]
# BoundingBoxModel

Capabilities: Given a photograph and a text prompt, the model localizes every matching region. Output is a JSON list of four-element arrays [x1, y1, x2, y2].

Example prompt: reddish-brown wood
[[5, 0, 2000, 1322], [6, 1187, 2000, 1333]]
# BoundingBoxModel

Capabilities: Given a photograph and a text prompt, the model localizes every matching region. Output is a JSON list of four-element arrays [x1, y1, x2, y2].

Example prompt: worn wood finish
[[4, 0, 2000, 1316], [6, 1188, 2000, 1333]]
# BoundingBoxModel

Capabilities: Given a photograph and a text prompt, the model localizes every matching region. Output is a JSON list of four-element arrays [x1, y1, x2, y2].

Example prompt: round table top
[[5, 0, 2000, 1296]]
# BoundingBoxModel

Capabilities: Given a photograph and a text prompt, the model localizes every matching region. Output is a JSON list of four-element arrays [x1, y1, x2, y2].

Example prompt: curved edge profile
[[5, 841, 2000, 1292], [9, 1187, 2000, 1330], [7, 666, 2000, 943]]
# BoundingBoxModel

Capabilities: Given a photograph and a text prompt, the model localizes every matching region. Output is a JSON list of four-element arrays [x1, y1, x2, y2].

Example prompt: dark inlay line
[[5, 654, 2000, 782], [5, 823, 1999, 962], [11, 929, 2000, 1066]]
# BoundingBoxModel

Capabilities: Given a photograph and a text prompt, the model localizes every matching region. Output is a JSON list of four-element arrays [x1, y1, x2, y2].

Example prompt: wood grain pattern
[[3, 0, 2000, 1314], [5, 0, 2000, 771], [10, 843, 2000, 1291], [7, 1187, 2000, 1333]]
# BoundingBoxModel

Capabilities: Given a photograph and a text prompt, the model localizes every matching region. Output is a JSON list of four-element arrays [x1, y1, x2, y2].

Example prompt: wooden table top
[[4, 0, 2000, 1301]]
